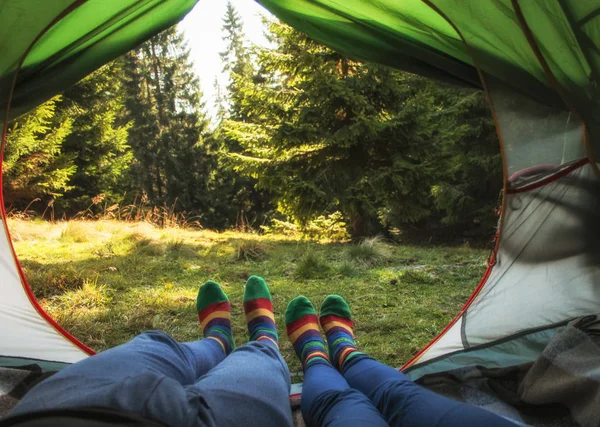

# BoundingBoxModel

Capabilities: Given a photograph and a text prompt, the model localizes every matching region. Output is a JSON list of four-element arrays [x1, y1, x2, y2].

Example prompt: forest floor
[[9, 218, 488, 378]]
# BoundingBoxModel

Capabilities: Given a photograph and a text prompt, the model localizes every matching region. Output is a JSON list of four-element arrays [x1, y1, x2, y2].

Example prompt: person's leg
[[302, 360, 389, 427], [344, 359, 519, 427], [189, 340, 293, 426], [185, 277, 293, 426], [320, 295, 517, 427], [11, 280, 233, 416], [287, 296, 387, 427], [9, 331, 224, 419]]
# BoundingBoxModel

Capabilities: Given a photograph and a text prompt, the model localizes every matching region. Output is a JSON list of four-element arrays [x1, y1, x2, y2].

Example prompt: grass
[[9, 218, 489, 378], [347, 236, 393, 267], [294, 251, 331, 280]]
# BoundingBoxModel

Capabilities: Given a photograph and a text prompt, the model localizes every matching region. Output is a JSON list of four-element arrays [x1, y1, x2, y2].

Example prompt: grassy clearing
[[9, 218, 488, 378]]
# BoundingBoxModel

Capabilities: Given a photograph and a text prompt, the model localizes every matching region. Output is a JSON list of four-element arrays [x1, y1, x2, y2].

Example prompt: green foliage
[[223, 19, 500, 238], [59, 221, 91, 243], [207, 2, 274, 228], [133, 238, 165, 256], [398, 269, 436, 286], [260, 218, 299, 236], [52, 278, 111, 312], [121, 25, 214, 217], [300, 212, 349, 241], [6, 11, 501, 239], [335, 261, 358, 278], [261, 212, 349, 241], [429, 90, 502, 231], [219, 1, 254, 119], [57, 61, 133, 213], [4, 96, 76, 205]]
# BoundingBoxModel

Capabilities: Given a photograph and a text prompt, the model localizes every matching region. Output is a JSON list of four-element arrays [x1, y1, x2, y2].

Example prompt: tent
[[2, 0, 600, 405]]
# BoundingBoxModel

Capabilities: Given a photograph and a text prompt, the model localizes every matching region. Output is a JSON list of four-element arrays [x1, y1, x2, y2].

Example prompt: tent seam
[[506, 158, 589, 194], [404, 318, 571, 375], [402, 0, 509, 370], [511, 0, 600, 182]]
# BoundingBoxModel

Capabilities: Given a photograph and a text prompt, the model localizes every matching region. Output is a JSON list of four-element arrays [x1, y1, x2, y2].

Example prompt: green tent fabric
[[3, 0, 600, 120], [257, 1, 600, 110], [0, 0, 197, 120], [256, 0, 600, 164], [2, 0, 599, 125]]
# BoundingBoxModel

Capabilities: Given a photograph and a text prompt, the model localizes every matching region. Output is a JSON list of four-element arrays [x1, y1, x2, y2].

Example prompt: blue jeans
[[10, 331, 293, 426], [302, 355, 518, 427]]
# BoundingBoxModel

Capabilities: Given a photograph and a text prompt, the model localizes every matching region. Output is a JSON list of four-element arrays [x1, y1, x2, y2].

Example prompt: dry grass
[[9, 218, 489, 377]]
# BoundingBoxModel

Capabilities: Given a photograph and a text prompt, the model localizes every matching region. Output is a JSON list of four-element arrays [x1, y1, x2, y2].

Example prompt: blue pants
[[302, 355, 519, 427], [10, 331, 293, 427]]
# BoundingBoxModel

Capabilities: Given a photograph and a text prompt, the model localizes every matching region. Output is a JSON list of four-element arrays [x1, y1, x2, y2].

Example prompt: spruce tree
[[224, 20, 501, 238], [224, 20, 441, 237], [220, 1, 253, 120], [211, 2, 274, 228], [56, 60, 132, 213], [122, 26, 213, 215], [3, 96, 76, 207], [429, 88, 501, 233]]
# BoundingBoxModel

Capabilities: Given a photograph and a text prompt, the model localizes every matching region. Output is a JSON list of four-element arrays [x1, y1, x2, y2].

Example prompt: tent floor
[[0, 365, 55, 419]]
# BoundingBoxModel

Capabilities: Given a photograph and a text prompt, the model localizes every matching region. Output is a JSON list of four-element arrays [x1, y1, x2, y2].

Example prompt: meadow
[[9, 219, 488, 378]]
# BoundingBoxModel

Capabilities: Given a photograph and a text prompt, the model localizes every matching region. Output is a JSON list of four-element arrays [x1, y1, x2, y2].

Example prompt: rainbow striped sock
[[320, 295, 363, 370], [286, 296, 330, 370], [243, 276, 278, 346], [196, 281, 235, 355]]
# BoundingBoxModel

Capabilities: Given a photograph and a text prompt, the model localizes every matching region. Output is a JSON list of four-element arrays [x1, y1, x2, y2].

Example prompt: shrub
[[301, 212, 350, 241], [347, 236, 392, 267], [262, 212, 349, 241], [260, 218, 299, 236], [294, 251, 330, 280]]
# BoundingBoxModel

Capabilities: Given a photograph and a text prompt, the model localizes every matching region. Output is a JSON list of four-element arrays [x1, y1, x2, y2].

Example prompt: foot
[[243, 276, 278, 346], [320, 295, 363, 370], [286, 296, 330, 369], [197, 280, 235, 355]]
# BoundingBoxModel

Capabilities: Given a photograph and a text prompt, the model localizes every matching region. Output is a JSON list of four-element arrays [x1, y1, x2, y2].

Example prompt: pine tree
[[222, 19, 502, 238], [220, 1, 253, 120], [224, 21, 442, 237], [3, 96, 76, 207], [122, 26, 214, 216], [56, 60, 133, 213], [429, 88, 501, 233], [209, 2, 274, 228]]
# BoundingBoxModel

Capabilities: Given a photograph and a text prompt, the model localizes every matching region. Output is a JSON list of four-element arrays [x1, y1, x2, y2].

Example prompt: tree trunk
[[350, 214, 365, 240]]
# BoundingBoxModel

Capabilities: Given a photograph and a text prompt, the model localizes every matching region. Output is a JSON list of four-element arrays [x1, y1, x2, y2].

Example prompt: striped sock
[[320, 295, 363, 370], [196, 280, 235, 355], [286, 296, 330, 370], [243, 276, 278, 346]]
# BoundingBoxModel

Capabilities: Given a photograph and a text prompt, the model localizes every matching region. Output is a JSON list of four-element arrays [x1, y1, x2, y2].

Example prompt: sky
[[178, 0, 271, 120]]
